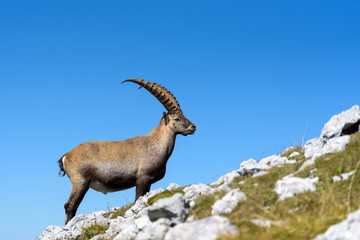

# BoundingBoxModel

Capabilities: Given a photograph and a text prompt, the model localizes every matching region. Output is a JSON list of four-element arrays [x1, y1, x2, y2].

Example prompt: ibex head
[[122, 78, 196, 136]]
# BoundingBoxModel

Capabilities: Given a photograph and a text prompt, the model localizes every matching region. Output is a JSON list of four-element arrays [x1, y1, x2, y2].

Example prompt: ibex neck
[[148, 120, 176, 156]]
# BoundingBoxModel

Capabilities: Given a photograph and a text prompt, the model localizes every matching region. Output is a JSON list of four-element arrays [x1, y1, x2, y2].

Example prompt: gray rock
[[332, 171, 355, 183], [304, 136, 350, 159], [124, 188, 165, 218], [238, 158, 270, 176], [183, 184, 215, 201], [39, 225, 70, 240], [103, 217, 138, 240], [39, 211, 110, 240], [212, 189, 246, 215], [303, 106, 360, 161], [134, 215, 152, 231], [321, 105, 360, 140], [164, 216, 238, 240], [146, 193, 188, 222], [313, 208, 360, 240], [274, 177, 319, 201], [135, 219, 171, 240]]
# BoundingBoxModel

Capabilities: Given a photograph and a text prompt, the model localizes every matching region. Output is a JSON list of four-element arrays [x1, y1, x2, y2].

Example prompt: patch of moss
[[147, 188, 185, 206], [104, 203, 135, 219], [77, 223, 109, 240], [189, 191, 226, 220]]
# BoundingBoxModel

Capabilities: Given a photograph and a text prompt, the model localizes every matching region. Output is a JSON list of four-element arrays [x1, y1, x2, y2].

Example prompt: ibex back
[[58, 78, 196, 224]]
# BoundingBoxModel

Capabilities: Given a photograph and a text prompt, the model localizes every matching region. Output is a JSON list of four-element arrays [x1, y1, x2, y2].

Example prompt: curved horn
[[122, 78, 182, 113]]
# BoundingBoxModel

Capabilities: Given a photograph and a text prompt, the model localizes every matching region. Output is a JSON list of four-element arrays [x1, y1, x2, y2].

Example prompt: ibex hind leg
[[64, 180, 90, 224]]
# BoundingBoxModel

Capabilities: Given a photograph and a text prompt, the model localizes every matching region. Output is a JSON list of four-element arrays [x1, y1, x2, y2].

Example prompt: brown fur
[[59, 86, 196, 224]]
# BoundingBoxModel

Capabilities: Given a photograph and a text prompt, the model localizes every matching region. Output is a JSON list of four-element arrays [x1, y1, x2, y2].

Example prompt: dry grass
[[216, 132, 360, 240]]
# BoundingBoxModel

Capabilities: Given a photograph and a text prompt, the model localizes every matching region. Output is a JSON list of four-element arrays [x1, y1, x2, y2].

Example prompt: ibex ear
[[163, 112, 169, 125]]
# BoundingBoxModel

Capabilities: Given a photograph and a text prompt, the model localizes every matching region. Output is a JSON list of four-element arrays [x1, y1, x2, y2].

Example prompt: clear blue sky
[[1, 1, 359, 239]]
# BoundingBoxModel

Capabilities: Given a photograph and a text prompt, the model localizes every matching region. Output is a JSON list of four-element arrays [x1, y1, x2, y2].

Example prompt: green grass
[[216, 132, 360, 240], [104, 203, 135, 219], [104, 188, 185, 220], [93, 133, 360, 240], [147, 188, 185, 205], [73, 223, 109, 240]]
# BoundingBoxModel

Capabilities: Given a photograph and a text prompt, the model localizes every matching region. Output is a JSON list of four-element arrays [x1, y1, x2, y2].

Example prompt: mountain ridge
[[40, 105, 360, 240]]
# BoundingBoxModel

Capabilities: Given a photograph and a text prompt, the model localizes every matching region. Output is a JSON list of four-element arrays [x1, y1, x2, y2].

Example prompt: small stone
[[274, 177, 319, 201], [289, 152, 300, 158], [164, 216, 238, 240], [167, 183, 181, 191], [332, 171, 355, 183], [211, 189, 246, 215], [251, 219, 283, 227], [146, 193, 188, 222], [183, 184, 215, 201]]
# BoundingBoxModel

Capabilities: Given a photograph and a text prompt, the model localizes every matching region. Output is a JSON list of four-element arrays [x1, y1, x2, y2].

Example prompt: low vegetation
[[104, 203, 135, 219], [69, 223, 109, 240], [147, 189, 185, 206], [100, 132, 360, 240], [217, 132, 360, 240]]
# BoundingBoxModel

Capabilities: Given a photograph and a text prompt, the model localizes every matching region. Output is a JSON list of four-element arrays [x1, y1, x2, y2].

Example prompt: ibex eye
[[175, 118, 180, 121]]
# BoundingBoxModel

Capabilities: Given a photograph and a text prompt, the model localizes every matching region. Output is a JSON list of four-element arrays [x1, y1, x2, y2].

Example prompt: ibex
[[58, 78, 196, 224]]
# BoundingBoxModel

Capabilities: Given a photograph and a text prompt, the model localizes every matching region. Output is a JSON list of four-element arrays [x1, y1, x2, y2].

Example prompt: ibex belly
[[89, 167, 137, 194], [89, 180, 133, 194]]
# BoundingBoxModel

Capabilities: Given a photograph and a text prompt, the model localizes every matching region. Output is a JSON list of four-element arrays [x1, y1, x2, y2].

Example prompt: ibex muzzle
[[58, 78, 196, 224]]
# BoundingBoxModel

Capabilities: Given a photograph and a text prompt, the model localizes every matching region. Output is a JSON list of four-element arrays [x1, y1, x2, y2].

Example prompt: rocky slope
[[39, 105, 360, 240]]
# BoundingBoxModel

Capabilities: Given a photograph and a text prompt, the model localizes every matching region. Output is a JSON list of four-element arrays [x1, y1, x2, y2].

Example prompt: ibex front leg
[[135, 176, 152, 201], [64, 179, 90, 224]]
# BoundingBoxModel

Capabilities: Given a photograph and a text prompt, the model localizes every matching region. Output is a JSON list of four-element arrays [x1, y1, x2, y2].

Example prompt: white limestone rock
[[321, 105, 360, 140], [146, 193, 188, 222], [39, 211, 109, 240], [304, 136, 350, 159], [282, 146, 298, 155], [251, 219, 284, 227], [107, 217, 139, 240], [135, 219, 171, 240], [274, 177, 319, 201], [39, 225, 71, 240], [313, 208, 360, 240], [289, 151, 300, 158], [303, 106, 360, 160], [124, 188, 165, 218], [259, 155, 296, 166], [211, 189, 246, 215], [167, 183, 181, 191], [238, 158, 270, 176], [211, 170, 240, 186], [183, 183, 215, 201], [164, 216, 238, 240], [332, 171, 355, 183], [252, 171, 269, 177]]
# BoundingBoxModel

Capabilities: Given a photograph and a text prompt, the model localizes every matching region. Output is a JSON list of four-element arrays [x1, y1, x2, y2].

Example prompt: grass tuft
[[218, 132, 360, 240], [104, 203, 135, 219], [77, 223, 109, 240], [147, 188, 185, 206]]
